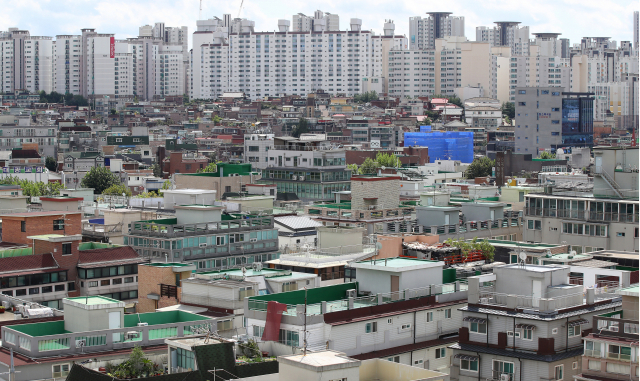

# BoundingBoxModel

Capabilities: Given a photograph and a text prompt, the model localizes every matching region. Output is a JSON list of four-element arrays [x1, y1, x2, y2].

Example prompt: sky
[[1, 0, 637, 50]]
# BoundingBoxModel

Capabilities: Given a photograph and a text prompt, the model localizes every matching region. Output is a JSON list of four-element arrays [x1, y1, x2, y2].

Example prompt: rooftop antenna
[[518, 251, 526, 268], [199, 0, 203, 20]]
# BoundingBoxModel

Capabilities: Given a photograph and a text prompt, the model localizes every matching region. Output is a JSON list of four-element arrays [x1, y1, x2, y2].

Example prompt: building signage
[[538, 112, 551, 119], [110, 37, 115, 58], [2, 167, 42, 174]]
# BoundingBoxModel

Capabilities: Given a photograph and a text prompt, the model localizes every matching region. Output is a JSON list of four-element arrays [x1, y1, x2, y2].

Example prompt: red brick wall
[[33, 238, 82, 296], [164, 152, 209, 176], [2, 213, 82, 246]]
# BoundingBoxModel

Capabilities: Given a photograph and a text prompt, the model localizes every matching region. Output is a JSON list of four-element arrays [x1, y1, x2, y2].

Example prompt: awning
[[454, 354, 479, 361], [463, 317, 487, 324], [515, 324, 537, 330], [568, 319, 590, 327]]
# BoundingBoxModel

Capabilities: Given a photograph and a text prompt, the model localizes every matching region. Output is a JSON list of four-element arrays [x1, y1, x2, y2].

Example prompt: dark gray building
[[515, 88, 594, 154]]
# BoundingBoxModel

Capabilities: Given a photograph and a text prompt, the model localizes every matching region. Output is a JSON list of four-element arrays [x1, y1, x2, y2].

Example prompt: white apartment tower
[[0, 29, 53, 93], [476, 22, 530, 56], [53, 34, 82, 95], [409, 12, 465, 50], [292, 11, 340, 32], [190, 16, 406, 100], [634, 11, 639, 56]]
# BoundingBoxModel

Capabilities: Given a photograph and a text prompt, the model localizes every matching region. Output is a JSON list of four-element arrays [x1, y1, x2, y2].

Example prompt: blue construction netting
[[404, 131, 474, 163], [420, 125, 432, 132]]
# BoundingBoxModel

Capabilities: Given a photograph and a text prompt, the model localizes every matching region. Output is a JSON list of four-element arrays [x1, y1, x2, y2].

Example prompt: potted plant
[[0, 306, 5, 314]]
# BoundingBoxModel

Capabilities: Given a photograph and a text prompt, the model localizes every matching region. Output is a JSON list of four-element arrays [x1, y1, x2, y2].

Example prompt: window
[[124, 277, 134, 283], [572, 362, 578, 370], [112, 278, 122, 285], [522, 329, 532, 340], [53, 364, 70, 378], [414, 359, 424, 365], [555, 364, 563, 381], [493, 360, 514, 380], [101, 280, 110, 286], [444, 309, 451, 319], [588, 361, 601, 371], [461, 358, 479, 372], [568, 325, 581, 337], [62, 243, 72, 255], [426, 312, 433, 322], [53, 219, 65, 230], [435, 347, 446, 359], [507, 331, 521, 338], [617, 232, 625, 237], [606, 363, 630, 375], [608, 345, 632, 361], [387, 318, 393, 324], [253, 325, 265, 338], [401, 323, 412, 331], [387, 356, 400, 363], [470, 322, 487, 334], [88, 281, 98, 287], [21, 221, 26, 232], [365, 322, 378, 333]]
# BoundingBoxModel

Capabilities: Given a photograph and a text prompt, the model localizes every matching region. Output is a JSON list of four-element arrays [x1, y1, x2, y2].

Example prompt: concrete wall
[[317, 226, 365, 252], [461, 203, 504, 221], [64, 304, 124, 333], [175, 207, 222, 224], [351, 177, 400, 210], [174, 174, 256, 196]]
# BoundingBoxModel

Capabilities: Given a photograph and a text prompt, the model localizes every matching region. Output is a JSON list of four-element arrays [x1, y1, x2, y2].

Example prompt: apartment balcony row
[[271, 145, 342, 152], [525, 208, 638, 223], [306, 205, 414, 221], [129, 216, 275, 238], [247, 280, 467, 317], [385, 217, 523, 236]]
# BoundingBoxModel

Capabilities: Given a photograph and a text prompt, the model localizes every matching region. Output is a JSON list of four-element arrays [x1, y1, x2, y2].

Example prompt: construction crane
[[237, 0, 244, 18]]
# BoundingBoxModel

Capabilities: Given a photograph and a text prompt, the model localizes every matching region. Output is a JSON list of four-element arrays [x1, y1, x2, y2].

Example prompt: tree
[[539, 151, 556, 159], [81, 166, 121, 194], [347, 163, 359, 173], [501, 102, 515, 120], [445, 237, 495, 262], [150, 163, 163, 178], [0, 176, 64, 199], [161, 180, 172, 190], [359, 157, 379, 175], [45, 157, 57, 172], [465, 157, 494, 179], [375, 152, 401, 168], [197, 162, 218, 173], [102, 183, 132, 197], [291, 118, 309, 138], [110, 109, 117, 115], [213, 115, 222, 125]]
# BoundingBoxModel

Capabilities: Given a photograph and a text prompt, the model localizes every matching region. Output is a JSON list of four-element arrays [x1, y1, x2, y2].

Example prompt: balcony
[[489, 371, 515, 381], [82, 222, 123, 237], [130, 216, 274, 238]]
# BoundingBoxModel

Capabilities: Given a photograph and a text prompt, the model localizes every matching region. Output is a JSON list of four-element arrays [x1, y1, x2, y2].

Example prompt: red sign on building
[[110, 37, 115, 58]]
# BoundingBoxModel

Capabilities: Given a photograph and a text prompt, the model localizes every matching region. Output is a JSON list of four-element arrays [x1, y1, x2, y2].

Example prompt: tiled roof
[[0, 253, 58, 275], [11, 149, 41, 159], [78, 246, 145, 265]]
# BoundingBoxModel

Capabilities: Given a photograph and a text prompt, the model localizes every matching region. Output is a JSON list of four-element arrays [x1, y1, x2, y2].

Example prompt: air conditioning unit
[[250, 238, 257, 242], [252, 262, 263, 271], [346, 289, 356, 298], [199, 243, 207, 248], [291, 175, 297, 180], [480, 297, 489, 303], [75, 339, 86, 348], [299, 176, 305, 181], [500, 375, 510, 381], [137, 322, 149, 327], [126, 331, 141, 340]]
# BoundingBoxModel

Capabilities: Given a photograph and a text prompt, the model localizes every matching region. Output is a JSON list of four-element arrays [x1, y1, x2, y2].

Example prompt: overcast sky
[[1, 0, 637, 49]]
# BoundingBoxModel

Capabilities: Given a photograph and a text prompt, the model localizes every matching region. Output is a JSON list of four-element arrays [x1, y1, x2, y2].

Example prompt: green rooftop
[[67, 296, 121, 305]]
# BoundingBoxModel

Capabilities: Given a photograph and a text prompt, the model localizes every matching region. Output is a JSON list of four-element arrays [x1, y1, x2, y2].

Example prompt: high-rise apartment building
[[0, 29, 53, 94], [190, 16, 406, 100], [409, 12, 465, 50], [292, 10, 340, 32], [476, 22, 530, 56], [634, 11, 639, 56]]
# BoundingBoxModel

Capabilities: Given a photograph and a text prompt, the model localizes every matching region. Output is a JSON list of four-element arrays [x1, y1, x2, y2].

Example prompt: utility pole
[[303, 287, 308, 356]]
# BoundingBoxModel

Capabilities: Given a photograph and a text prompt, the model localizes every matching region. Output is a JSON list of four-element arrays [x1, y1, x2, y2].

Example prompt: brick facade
[[351, 177, 401, 210], [1, 212, 82, 246], [32, 237, 82, 297], [137, 264, 192, 313], [164, 151, 209, 176]]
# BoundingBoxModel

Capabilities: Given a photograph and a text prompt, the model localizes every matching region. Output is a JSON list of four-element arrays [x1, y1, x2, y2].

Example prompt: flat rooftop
[[67, 296, 121, 306], [352, 257, 443, 270], [279, 350, 360, 370], [617, 285, 639, 297], [499, 263, 568, 272]]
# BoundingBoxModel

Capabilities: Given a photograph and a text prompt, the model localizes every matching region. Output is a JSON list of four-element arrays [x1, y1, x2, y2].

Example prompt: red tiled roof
[[78, 246, 146, 265], [0, 253, 58, 275]]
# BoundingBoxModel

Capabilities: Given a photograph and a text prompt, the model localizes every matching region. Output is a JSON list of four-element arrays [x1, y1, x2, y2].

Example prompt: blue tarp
[[404, 131, 474, 163]]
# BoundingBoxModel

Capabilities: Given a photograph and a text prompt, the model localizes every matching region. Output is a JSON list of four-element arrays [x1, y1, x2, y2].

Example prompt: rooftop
[[617, 285, 639, 297], [279, 350, 360, 371], [66, 296, 122, 306], [352, 257, 443, 270]]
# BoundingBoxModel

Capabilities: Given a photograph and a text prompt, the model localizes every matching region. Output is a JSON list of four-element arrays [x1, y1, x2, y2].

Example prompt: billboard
[[562, 98, 579, 134], [110, 36, 115, 58]]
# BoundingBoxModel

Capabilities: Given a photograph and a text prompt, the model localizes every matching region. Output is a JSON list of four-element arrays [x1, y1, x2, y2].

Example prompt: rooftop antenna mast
[[199, 0, 203, 20], [237, 0, 244, 18]]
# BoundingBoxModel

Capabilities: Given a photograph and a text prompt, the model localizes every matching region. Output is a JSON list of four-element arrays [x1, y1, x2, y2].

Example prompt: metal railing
[[130, 216, 274, 237], [584, 349, 601, 358], [82, 222, 122, 235], [490, 371, 515, 381]]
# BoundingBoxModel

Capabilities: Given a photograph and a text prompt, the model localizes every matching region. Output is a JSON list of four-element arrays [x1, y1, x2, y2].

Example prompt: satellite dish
[[519, 252, 527, 261], [376, 242, 383, 250]]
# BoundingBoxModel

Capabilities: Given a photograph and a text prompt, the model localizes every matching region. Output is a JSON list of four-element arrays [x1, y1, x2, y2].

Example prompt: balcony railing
[[130, 217, 274, 237], [490, 371, 515, 381], [584, 349, 601, 358], [82, 222, 123, 235]]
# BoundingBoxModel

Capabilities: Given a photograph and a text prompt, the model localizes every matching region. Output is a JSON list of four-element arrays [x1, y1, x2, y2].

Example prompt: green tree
[[375, 152, 401, 168], [150, 163, 163, 178], [291, 118, 310, 138], [81, 166, 121, 194], [359, 157, 379, 175], [102, 183, 132, 197], [110, 109, 117, 115], [0, 176, 64, 199], [465, 157, 494, 179], [347, 163, 359, 173], [45, 157, 57, 172], [501, 102, 515, 120], [539, 151, 556, 159], [213, 115, 222, 125], [197, 162, 218, 173], [161, 180, 172, 190]]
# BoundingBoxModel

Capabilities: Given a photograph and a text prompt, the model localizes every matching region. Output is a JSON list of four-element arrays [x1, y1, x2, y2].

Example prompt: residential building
[[246, 258, 467, 368], [125, 205, 280, 271], [464, 97, 503, 129], [635, 11, 639, 57], [523, 147, 639, 253], [574, 285, 638, 381], [61, 151, 105, 188], [174, 163, 258, 195], [409, 12, 465, 50], [476, 22, 530, 56], [258, 136, 351, 201], [0, 29, 53, 93], [0, 211, 82, 246], [0, 296, 217, 381], [244, 133, 274, 171], [163, 151, 209, 176], [136, 262, 197, 313], [0, 124, 58, 158], [275, 215, 322, 249], [292, 10, 340, 32], [450, 263, 624, 381], [515, 88, 594, 153]]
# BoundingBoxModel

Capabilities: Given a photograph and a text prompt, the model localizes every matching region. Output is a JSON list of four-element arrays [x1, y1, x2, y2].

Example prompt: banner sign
[[2, 167, 43, 174], [110, 37, 115, 58]]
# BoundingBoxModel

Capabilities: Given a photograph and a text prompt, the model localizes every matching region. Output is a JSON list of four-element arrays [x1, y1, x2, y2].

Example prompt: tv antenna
[[199, 0, 203, 20]]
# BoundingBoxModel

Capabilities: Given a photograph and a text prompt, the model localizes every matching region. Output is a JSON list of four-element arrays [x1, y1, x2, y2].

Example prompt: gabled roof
[[0, 253, 58, 275], [11, 149, 41, 159], [78, 246, 146, 267]]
